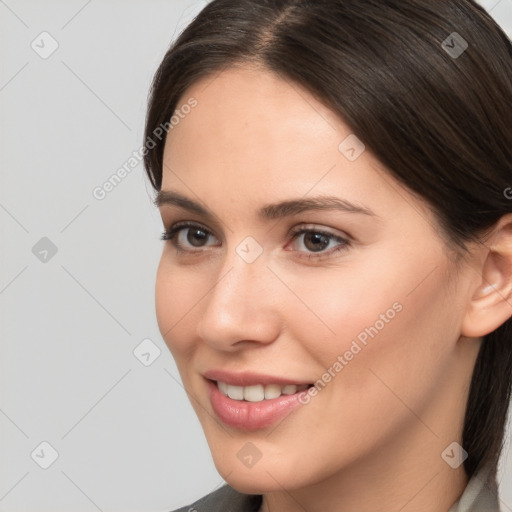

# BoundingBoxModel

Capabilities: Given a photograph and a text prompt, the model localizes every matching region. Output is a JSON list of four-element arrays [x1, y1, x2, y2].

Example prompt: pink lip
[[203, 369, 312, 387], [206, 379, 308, 430]]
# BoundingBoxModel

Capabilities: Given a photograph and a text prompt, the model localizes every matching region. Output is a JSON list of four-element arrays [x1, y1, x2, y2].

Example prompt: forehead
[[166, 65, 343, 157], [160, 65, 433, 226], [164, 65, 352, 181]]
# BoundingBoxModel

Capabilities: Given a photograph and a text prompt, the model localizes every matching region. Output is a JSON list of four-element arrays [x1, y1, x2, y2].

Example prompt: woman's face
[[155, 65, 480, 493]]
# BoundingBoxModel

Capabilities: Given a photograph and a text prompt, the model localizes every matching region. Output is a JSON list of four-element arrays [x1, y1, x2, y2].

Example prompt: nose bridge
[[196, 239, 279, 347], [208, 242, 267, 316]]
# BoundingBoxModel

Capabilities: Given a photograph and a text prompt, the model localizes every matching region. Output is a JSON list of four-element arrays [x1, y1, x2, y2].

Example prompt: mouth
[[205, 378, 315, 430], [211, 379, 314, 402], [202, 370, 316, 429]]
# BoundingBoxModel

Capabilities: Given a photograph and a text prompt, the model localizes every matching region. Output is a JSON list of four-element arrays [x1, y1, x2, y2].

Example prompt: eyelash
[[160, 221, 351, 261]]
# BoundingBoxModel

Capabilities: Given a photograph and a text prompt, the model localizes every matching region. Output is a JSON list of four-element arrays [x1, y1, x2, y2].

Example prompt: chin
[[214, 456, 311, 495], [222, 472, 285, 495]]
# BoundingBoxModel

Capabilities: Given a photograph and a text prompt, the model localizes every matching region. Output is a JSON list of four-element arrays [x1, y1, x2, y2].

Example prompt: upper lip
[[203, 369, 313, 387]]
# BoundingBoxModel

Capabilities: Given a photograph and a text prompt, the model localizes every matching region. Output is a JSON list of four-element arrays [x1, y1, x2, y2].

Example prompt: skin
[[154, 64, 512, 512]]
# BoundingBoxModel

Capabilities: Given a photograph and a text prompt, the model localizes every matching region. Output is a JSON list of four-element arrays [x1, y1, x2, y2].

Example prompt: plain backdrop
[[0, 1, 511, 511]]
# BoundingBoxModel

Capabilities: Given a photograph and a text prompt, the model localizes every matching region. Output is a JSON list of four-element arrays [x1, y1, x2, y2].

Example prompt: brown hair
[[143, 0, 512, 480]]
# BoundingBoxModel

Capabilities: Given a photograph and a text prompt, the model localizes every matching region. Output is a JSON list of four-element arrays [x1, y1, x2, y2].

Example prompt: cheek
[[281, 249, 456, 401], [278, 257, 405, 360], [155, 255, 202, 358]]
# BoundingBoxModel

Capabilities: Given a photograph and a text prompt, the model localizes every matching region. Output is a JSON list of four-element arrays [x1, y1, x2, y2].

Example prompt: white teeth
[[244, 384, 265, 402], [218, 381, 229, 395], [226, 384, 244, 400], [282, 384, 297, 395], [264, 384, 282, 400], [217, 381, 309, 402]]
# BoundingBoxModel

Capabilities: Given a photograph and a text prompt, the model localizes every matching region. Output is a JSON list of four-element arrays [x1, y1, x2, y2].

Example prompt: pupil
[[305, 233, 329, 252], [188, 229, 208, 247]]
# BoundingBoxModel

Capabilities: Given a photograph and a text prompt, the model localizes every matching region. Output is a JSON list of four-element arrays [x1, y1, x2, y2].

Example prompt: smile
[[216, 381, 311, 402], [206, 378, 313, 430]]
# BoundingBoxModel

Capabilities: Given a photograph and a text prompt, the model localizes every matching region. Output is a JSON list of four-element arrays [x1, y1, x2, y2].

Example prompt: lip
[[203, 369, 312, 387], [206, 378, 308, 430]]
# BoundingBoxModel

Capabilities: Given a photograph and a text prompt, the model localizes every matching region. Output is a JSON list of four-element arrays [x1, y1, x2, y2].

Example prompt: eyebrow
[[154, 190, 378, 220]]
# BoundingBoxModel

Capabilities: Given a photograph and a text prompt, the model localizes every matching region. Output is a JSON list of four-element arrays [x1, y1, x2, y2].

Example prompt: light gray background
[[0, 1, 511, 511]]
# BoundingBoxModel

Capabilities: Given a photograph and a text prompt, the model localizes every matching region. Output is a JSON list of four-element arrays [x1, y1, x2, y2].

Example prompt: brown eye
[[302, 232, 331, 252], [288, 227, 351, 260], [186, 227, 209, 247], [161, 222, 221, 252]]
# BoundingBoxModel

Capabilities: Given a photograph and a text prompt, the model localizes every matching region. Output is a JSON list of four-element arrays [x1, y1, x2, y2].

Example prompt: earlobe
[[461, 216, 512, 338]]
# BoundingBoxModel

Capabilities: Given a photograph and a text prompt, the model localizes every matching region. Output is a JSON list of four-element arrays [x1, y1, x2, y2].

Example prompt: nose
[[195, 245, 281, 352]]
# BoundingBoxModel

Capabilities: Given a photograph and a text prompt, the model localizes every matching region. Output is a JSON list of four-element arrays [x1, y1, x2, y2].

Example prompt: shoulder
[[169, 483, 262, 512]]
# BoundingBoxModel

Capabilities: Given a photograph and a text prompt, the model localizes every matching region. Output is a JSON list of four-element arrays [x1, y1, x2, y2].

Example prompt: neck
[[259, 339, 478, 512], [259, 432, 469, 512]]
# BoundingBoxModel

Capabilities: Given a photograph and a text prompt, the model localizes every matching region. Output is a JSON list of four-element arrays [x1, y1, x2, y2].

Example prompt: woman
[[143, 1, 512, 510]]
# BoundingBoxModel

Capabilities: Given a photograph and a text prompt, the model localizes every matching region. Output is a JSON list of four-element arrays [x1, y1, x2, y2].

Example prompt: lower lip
[[207, 379, 307, 430]]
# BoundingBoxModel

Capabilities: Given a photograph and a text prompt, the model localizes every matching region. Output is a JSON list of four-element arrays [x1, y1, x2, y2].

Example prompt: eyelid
[[161, 221, 220, 244], [285, 225, 351, 260], [286, 223, 350, 241], [162, 221, 351, 259]]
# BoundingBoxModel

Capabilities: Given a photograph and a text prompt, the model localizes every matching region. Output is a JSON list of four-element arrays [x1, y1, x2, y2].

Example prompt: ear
[[461, 214, 512, 338]]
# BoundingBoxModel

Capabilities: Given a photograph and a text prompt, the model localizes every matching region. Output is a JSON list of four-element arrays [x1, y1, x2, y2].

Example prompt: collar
[[448, 463, 501, 512], [184, 463, 501, 512]]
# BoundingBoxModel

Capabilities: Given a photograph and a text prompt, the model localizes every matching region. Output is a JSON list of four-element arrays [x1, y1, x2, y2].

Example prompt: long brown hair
[[143, 0, 512, 480]]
